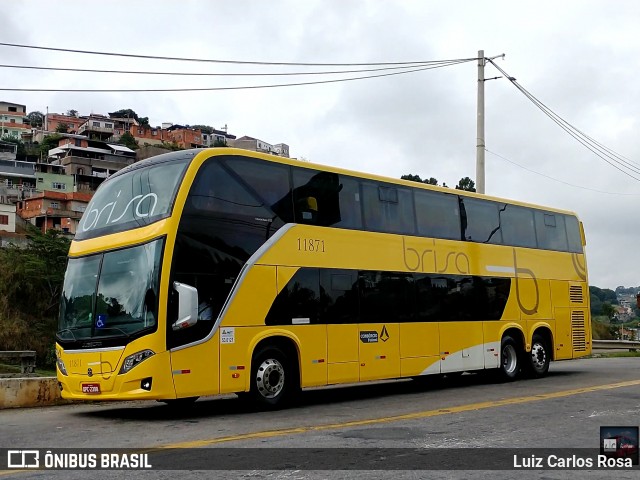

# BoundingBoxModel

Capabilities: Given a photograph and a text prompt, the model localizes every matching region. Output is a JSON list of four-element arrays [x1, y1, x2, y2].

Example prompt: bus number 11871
[[297, 238, 325, 253]]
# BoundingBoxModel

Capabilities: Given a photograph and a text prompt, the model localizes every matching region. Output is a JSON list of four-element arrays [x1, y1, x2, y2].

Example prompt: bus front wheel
[[499, 335, 521, 381], [250, 346, 298, 408]]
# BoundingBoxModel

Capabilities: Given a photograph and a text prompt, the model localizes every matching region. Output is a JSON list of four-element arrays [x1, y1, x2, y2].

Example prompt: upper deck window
[[75, 152, 193, 240]]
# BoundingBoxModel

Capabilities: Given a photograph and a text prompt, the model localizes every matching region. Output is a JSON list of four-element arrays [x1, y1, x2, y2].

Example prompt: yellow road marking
[[159, 378, 640, 448]]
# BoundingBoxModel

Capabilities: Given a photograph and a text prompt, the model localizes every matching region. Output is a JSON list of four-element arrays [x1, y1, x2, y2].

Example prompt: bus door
[[167, 274, 225, 399], [322, 270, 360, 384], [357, 271, 404, 382]]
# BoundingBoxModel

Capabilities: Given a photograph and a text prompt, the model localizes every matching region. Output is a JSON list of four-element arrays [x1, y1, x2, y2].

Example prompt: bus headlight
[[56, 352, 68, 376], [119, 350, 155, 374]]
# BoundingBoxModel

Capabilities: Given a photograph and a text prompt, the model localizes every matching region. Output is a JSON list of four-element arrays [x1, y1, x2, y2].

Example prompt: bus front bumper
[[57, 350, 176, 401]]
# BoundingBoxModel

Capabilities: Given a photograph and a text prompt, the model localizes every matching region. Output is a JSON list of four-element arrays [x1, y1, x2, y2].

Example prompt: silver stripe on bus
[[64, 346, 126, 354], [170, 223, 297, 352], [485, 265, 516, 274]]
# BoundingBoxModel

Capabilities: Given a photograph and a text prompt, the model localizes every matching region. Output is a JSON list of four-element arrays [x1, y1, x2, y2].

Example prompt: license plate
[[82, 383, 100, 394]]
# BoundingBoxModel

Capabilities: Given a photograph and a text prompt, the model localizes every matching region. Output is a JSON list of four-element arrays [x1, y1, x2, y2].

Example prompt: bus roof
[[106, 147, 579, 219]]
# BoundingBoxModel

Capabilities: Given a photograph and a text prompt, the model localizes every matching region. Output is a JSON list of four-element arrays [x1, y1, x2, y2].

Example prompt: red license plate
[[82, 383, 101, 394]]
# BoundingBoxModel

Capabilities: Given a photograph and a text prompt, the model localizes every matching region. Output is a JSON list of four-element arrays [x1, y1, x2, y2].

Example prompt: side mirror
[[172, 281, 198, 331]]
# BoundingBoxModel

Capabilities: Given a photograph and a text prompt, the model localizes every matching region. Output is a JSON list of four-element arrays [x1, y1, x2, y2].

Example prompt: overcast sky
[[3, 0, 640, 289]]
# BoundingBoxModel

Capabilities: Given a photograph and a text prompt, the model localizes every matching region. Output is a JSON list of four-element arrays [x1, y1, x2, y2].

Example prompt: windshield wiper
[[97, 326, 131, 338], [56, 327, 83, 340]]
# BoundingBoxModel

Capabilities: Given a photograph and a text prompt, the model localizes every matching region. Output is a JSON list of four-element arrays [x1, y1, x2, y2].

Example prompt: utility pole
[[476, 50, 485, 194], [476, 51, 506, 195]]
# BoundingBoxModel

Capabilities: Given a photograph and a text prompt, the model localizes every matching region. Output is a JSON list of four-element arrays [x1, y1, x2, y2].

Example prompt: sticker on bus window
[[96, 314, 107, 329], [221, 328, 235, 344]]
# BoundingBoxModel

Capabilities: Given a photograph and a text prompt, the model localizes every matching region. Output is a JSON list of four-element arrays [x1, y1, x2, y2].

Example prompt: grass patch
[[0, 363, 55, 376]]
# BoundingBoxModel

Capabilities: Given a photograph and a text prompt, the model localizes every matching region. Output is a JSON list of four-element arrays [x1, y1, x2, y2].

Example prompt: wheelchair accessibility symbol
[[96, 314, 107, 328]]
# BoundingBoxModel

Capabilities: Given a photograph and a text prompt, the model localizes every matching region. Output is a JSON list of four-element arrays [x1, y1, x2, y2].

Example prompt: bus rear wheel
[[499, 335, 521, 381], [525, 334, 550, 378], [250, 346, 298, 409]]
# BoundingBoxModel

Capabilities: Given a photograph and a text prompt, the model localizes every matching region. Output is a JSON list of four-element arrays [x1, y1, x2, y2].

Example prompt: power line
[[486, 148, 640, 196], [0, 61, 452, 77], [486, 58, 640, 183], [0, 42, 476, 67], [0, 59, 474, 92]]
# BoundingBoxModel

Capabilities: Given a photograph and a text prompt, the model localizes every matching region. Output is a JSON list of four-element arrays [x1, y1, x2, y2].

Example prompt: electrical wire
[[0, 42, 476, 67], [0, 59, 474, 92], [0, 61, 456, 77], [486, 58, 640, 182], [486, 148, 640, 195]]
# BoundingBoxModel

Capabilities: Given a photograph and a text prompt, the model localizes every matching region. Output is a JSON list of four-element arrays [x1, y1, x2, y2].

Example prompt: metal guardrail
[[592, 340, 640, 351]]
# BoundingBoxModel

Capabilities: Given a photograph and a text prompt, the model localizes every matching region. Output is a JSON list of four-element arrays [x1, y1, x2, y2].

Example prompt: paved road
[[1, 357, 639, 479]]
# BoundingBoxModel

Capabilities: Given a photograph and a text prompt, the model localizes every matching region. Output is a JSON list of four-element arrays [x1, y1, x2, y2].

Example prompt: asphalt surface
[[1, 356, 639, 479]]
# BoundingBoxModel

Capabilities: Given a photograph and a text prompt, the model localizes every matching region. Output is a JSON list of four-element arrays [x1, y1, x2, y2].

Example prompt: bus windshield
[[57, 239, 163, 345], [75, 156, 191, 240]]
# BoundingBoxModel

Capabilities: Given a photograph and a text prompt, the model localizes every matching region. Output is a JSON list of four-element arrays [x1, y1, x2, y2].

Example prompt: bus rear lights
[[231, 373, 240, 379], [119, 350, 155, 374], [140, 378, 152, 391]]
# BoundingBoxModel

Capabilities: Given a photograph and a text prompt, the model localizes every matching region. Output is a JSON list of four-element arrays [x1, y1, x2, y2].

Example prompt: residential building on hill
[[0, 158, 37, 202], [231, 136, 289, 157], [0, 101, 30, 140], [44, 112, 85, 135], [0, 202, 16, 233], [17, 191, 92, 234], [201, 128, 236, 147], [47, 134, 136, 192]]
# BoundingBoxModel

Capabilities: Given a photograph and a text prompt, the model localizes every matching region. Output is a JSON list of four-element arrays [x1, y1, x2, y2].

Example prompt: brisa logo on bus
[[81, 191, 158, 232]]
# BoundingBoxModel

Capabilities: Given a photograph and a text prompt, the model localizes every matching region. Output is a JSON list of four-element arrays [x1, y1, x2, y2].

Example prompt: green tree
[[192, 125, 214, 134], [213, 138, 227, 147], [110, 109, 139, 121], [602, 302, 616, 320], [38, 134, 62, 158], [0, 137, 26, 157], [401, 174, 424, 182], [0, 227, 71, 367], [119, 131, 138, 150], [26, 111, 44, 128], [401, 174, 440, 185], [455, 177, 476, 192], [66, 109, 79, 117], [55, 123, 70, 133], [138, 116, 150, 128]]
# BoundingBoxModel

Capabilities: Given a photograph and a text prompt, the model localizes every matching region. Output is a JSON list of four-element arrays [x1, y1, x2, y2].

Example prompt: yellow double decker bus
[[56, 148, 591, 407]]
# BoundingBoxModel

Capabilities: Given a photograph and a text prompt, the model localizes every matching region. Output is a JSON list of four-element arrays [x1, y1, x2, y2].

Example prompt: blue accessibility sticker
[[96, 314, 107, 328]]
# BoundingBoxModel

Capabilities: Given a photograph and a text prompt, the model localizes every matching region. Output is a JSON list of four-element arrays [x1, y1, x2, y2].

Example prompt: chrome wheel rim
[[255, 358, 285, 399], [530, 343, 547, 371]]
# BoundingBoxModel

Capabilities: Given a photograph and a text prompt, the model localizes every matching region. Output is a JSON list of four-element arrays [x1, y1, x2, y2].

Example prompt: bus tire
[[525, 334, 550, 378], [250, 346, 298, 409], [499, 335, 521, 381]]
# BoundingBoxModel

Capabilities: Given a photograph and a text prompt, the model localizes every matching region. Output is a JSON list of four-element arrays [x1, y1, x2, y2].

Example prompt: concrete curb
[[0, 376, 70, 409]]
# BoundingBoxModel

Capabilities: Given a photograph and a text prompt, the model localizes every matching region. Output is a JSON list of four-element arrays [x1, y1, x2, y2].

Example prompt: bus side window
[[319, 269, 359, 324], [225, 156, 294, 223], [460, 197, 503, 245], [414, 190, 460, 240], [564, 215, 583, 253], [535, 211, 569, 251], [501, 204, 537, 248], [362, 182, 414, 234], [292, 168, 363, 229], [266, 268, 321, 325]]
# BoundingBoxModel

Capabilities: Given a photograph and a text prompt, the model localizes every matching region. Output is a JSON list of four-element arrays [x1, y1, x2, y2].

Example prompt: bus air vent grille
[[569, 285, 584, 303], [571, 310, 587, 352]]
